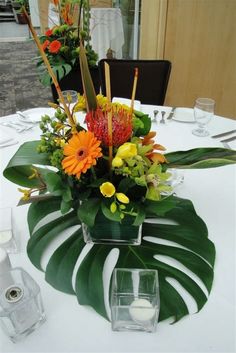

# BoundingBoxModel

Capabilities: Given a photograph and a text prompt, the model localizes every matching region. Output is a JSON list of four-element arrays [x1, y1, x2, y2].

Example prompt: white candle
[[0, 230, 13, 245], [129, 298, 156, 322]]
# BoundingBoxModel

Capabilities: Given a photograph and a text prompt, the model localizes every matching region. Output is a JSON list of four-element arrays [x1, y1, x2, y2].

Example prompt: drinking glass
[[192, 98, 215, 137], [61, 90, 78, 111]]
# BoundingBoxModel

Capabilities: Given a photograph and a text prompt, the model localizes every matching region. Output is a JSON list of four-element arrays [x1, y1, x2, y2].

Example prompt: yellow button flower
[[112, 156, 123, 168], [116, 193, 130, 204], [116, 143, 137, 159], [100, 182, 116, 197], [110, 202, 117, 213]]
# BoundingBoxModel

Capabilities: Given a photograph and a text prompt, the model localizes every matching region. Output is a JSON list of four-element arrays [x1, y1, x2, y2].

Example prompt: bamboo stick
[[130, 67, 138, 113], [104, 62, 113, 169], [22, 7, 75, 127]]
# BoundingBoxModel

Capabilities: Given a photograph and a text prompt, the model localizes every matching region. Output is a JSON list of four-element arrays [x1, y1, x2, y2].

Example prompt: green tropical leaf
[[27, 196, 215, 323], [77, 198, 101, 227], [165, 147, 236, 169], [133, 112, 151, 137], [79, 42, 97, 111], [39, 63, 73, 87], [3, 141, 50, 187]]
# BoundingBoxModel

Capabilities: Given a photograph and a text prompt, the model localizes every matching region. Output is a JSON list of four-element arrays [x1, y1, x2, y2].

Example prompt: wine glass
[[192, 98, 215, 137]]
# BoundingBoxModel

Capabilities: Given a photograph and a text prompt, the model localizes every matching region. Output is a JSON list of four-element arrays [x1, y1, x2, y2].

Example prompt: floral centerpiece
[[36, 0, 99, 99], [3, 9, 236, 324]]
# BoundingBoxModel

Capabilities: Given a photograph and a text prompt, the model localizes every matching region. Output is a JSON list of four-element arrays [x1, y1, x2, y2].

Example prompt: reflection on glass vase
[[82, 213, 142, 245]]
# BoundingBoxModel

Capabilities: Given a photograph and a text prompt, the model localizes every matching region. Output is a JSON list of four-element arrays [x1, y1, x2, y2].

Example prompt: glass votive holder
[[0, 268, 46, 343], [0, 208, 17, 253], [111, 268, 160, 333], [61, 90, 78, 110]]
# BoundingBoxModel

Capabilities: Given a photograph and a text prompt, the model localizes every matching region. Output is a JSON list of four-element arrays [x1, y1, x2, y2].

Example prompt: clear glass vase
[[111, 268, 160, 332], [0, 268, 46, 343], [82, 213, 142, 245]]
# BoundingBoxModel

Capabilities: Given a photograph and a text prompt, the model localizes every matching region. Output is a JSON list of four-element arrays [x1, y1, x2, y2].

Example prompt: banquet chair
[[98, 59, 172, 105]]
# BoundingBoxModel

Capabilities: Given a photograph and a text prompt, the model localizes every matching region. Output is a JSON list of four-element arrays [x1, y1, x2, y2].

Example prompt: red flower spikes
[[85, 107, 132, 147]]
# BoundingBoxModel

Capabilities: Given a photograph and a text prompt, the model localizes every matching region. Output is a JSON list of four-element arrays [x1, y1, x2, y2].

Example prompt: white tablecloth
[[0, 106, 235, 352]]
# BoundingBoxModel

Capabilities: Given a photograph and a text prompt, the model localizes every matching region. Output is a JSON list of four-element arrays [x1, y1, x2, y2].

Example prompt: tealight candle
[[129, 298, 156, 322], [0, 230, 13, 245]]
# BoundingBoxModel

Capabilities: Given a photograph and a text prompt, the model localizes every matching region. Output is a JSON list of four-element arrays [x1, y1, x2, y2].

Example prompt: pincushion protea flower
[[62, 131, 102, 179], [85, 107, 132, 147]]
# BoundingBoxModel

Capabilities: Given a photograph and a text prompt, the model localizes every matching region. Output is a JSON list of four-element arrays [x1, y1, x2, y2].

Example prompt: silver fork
[[12, 121, 34, 131], [160, 111, 166, 124], [0, 122, 25, 132], [17, 111, 37, 125], [0, 121, 32, 132]]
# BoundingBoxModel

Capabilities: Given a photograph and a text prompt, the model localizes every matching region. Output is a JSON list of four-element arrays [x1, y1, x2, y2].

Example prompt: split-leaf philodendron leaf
[[26, 195, 215, 323], [4, 140, 236, 323]]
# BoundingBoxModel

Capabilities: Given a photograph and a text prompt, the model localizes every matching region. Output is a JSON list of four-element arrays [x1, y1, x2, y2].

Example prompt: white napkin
[[20, 107, 55, 123], [112, 97, 141, 111]]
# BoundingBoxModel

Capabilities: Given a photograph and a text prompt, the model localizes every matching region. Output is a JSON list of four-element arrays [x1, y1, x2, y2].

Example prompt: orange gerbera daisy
[[49, 40, 62, 54], [62, 131, 102, 179]]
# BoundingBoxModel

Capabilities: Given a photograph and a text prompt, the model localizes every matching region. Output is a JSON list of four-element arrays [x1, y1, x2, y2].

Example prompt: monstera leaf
[[4, 141, 236, 322], [165, 147, 236, 169], [26, 196, 215, 323]]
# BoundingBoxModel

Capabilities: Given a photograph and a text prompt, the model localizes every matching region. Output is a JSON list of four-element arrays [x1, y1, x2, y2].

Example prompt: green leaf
[[101, 202, 121, 222], [45, 229, 85, 294], [77, 198, 101, 227], [62, 186, 72, 202], [26, 196, 215, 323], [44, 172, 63, 193], [27, 197, 61, 234], [133, 112, 151, 137], [60, 199, 72, 214], [27, 210, 79, 271], [39, 63, 73, 87], [165, 147, 236, 169], [133, 205, 146, 226], [144, 195, 178, 216], [3, 141, 50, 187], [79, 42, 97, 111]]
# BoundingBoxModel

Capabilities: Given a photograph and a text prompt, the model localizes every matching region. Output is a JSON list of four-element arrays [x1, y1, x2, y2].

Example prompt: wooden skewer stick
[[22, 7, 75, 127], [104, 62, 113, 170], [130, 67, 138, 113]]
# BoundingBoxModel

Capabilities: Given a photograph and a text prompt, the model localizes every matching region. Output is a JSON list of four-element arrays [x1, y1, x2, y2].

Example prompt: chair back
[[98, 59, 171, 105]]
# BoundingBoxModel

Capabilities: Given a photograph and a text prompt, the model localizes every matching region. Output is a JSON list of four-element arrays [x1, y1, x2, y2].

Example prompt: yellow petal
[[116, 193, 129, 204], [116, 143, 137, 159], [112, 156, 123, 168], [100, 182, 116, 197]]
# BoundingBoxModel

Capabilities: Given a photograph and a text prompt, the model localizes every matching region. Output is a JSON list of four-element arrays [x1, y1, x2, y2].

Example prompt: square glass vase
[[0, 268, 46, 343], [111, 268, 160, 333], [82, 213, 142, 245]]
